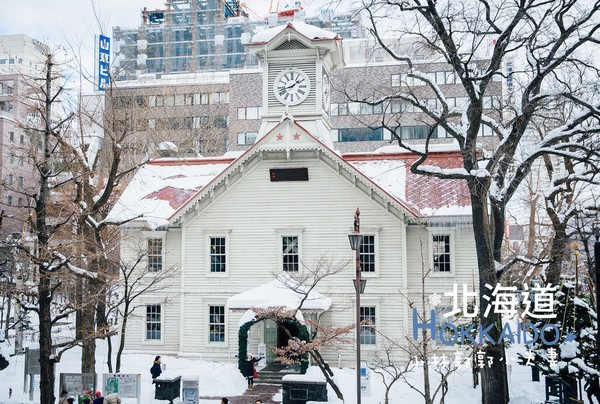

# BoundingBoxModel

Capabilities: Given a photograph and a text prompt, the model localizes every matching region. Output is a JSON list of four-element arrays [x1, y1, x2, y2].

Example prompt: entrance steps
[[256, 363, 301, 385]]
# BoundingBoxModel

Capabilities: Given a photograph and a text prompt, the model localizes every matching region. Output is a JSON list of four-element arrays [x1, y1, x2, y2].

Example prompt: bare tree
[[0, 46, 150, 402], [367, 338, 414, 404], [347, 1, 600, 402], [252, 256, 353, 401], [13, 50, 90, 404]]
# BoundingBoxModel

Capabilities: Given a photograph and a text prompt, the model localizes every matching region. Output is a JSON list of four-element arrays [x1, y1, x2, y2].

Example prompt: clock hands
[[275, 69, 310, 105]]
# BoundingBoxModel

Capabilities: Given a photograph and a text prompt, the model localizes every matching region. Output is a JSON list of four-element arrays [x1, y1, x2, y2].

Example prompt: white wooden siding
[[175, 155, 407, 362], [120, 152, 477, 366]]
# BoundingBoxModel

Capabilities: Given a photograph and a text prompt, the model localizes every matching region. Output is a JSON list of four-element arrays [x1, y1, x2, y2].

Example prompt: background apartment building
[[0, 35, 49, 239], [107, 1, 503, 157], [108, 58, 504, 157]]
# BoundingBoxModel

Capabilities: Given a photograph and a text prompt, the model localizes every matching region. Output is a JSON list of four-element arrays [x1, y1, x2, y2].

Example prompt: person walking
[[585, 375, 600, 404], [104, 393, 122, 404], [244, 353, 260, 391], [151, 355, 162, 380], [92, 391, 104, 404], [79, 389, 93, 404], [58, 389, 69, 404]]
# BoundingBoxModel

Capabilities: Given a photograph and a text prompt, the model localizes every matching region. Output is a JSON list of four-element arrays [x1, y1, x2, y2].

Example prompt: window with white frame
[[360, 235, 376, 273], [146, 304, 162, 340], [209, 92, 229, 104], [237, 132, 257, 146], [193, 93, 209, 105], [431, 232, 452, 273], [282, 236, 299, 272], [147, 238, 163, 272], [210, 237, 227, 273], [360, 306, 377, 345], [209, 305, 226, 342], [237, 106, 261, 120]]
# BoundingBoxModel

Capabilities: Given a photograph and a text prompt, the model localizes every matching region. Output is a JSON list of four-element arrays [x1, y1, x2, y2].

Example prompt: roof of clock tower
[[247, 21, 344, 68]]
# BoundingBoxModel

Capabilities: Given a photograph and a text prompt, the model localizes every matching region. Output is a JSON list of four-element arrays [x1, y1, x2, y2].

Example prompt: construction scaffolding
[[112, 0, 364, 80], [114, 0, 260, 80]]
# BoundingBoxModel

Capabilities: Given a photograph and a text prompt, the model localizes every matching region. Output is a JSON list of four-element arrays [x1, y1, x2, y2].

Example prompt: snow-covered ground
[[0, 337, 553, 404]]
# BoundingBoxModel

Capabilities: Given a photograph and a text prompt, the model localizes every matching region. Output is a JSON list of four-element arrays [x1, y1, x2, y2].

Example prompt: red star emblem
[[293, 133, 300, 140], [276, 134, 284, 141]]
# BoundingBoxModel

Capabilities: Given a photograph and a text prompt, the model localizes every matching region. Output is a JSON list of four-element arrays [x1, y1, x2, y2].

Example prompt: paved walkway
[[200, 383, 281, 403]]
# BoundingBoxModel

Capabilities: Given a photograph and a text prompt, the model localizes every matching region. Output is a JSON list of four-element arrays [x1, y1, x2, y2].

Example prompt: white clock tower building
[[246, 21, 344, 147]]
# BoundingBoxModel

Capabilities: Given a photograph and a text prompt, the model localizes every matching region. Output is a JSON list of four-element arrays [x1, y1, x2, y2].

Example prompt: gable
[[110, 119, 471, 230], [169, 119, 419, 226]]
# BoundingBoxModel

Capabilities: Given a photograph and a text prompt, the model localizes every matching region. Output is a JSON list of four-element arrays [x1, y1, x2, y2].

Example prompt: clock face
[[274, 69, 311, 105]]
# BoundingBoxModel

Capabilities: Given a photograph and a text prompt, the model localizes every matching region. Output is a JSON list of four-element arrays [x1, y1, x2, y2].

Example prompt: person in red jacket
[[92, 391, 104, 404]]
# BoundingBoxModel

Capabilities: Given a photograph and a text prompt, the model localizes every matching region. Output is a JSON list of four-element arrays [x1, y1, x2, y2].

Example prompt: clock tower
[[246, 21, 344, 147]]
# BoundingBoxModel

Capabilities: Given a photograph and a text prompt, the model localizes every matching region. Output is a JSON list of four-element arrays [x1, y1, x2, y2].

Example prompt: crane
[[269, 0, 303, 17]]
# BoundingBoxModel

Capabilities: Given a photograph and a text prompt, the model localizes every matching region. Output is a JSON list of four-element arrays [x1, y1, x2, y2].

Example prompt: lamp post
[[348, 208, 365, 404]]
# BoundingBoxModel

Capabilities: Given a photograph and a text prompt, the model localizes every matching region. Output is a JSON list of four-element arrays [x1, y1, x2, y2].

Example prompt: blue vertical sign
[[98, 35, 110, 91]]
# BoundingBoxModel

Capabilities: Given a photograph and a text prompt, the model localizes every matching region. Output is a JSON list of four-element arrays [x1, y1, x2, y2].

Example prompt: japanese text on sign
[[98, 35, 110, 91]]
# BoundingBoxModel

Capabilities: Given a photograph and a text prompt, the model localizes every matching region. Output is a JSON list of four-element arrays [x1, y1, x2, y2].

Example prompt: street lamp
[[348, 207, 365, 404]]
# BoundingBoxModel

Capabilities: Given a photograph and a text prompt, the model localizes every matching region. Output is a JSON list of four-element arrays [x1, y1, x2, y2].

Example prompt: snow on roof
[[251, 21, 338, 44], [227, 273, 332, 312], [345, 152, 471, 217], [115, 70, 231, 87], [106, 158, 231, 229], [109, 146, 471, 230], [349, 158, 408, 202]]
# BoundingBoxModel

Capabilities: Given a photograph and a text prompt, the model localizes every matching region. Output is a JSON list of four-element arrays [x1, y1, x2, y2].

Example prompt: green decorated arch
[[237, 315, 311, 374]]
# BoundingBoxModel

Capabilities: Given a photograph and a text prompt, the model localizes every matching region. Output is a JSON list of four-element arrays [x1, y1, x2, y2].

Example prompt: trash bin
[[282, 374, 327, 404], [154, 376, 181, 404]]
